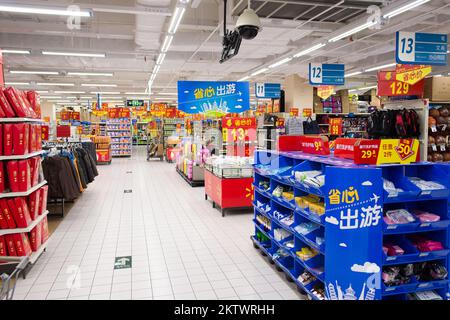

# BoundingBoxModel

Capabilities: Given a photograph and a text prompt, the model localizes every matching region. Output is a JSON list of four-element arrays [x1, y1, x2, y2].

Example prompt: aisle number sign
[[309, 63, 345, 85], [329, 118, 343, 135], [396, 31, 447, 66], [255, 83, 281, 99], [377, 71, 424, 97], [354, 139, 420, 165], [317, 85, 335, 99], [395, 64, 432, 85]]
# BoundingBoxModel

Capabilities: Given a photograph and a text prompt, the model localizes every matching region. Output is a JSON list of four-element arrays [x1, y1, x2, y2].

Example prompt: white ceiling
[[1, 0, 450, 104]]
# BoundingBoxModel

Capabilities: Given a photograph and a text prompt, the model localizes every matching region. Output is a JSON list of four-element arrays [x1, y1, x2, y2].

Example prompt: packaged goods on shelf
[[204, 155, 253, 178], [428, 104, 450, 162]]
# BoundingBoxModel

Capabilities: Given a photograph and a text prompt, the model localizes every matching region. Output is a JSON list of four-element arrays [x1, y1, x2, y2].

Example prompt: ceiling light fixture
[[161, 35, 174, 53], [81, 83, 117, 87], [4, 82, 30, 86], [67, 72, 113, 76], [293, 43, 326, 58], [237, 76, 250, 81], [383, 0, 430, 19], [329, 21, 377, 43], [55, 91, 85, 94], [124, 92, 148, 95], [153, 65, 161, 75], [10, 70, 59, 75], [250, 68, 268, 77], [358, 85, 377, 91], [345, 71, 363, 78], [89, 91, 120, 95], [37, 82, 75, 86], [364, 62, 396, 72], [268, 57, 292, 69], [168, 6, 186, 34], [156, 53, 166, 65], [157, 92, 177, 95], [42, 51, 105, 58], [0, 5, 91, 17], [1, 49, 30, 54]]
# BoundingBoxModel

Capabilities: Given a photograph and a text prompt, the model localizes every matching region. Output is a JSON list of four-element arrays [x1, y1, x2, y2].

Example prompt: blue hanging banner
[[177, 80, 250, 116], [396, 31, 447, 66], [255, 83, 281, 99], [309, 63, 345, 85], [325, 166, 383, 300]]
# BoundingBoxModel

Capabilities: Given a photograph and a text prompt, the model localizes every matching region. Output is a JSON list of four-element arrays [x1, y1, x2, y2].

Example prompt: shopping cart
[[0, 257, 29, 300]]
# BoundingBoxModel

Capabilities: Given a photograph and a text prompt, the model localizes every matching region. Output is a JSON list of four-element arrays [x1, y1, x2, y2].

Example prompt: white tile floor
[[12, 147, 303, 300]]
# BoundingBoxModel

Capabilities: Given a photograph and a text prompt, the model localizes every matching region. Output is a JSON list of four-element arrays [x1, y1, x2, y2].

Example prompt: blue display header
[[255, 83, 281, 99], [309, 63, 345, 85], [396, 31, 448, 66], [177, 81, 250, 115]]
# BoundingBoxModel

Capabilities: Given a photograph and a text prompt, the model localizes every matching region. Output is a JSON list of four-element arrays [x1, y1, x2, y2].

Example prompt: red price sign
[[222, 117, 256, 156], [299, 136, 330, 155], [334, 138, 359, 159], [329, 118, 342, 135], [354, 139, 420, 164], [377, 71, 424, 97], [56, 125, 71, 138], [41, 125, 49, 141], [290, 108, 299, 116]]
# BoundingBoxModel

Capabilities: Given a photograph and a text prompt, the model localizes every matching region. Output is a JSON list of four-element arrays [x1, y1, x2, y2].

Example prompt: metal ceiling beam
[[252, 0, 379, 10]]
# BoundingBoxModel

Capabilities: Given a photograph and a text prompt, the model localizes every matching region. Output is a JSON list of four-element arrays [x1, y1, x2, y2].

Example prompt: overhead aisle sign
[[309, 63, 345, 85], [178, 81, 250, 116], [255, 83, 281, 98], [396, 31, 447, 66]]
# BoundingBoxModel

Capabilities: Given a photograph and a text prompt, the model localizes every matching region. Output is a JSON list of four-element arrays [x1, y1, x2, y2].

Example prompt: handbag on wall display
[[303, 117, 320, 134]]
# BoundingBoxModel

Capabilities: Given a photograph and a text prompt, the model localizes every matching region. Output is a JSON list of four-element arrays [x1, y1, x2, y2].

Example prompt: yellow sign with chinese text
[[377, 139, 420, 164], [317, 85, 334, 99], [395, 64, 432, 85]]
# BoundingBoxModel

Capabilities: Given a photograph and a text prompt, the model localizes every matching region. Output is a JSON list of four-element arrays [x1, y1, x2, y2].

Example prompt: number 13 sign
[[396, 31, 447, 66]]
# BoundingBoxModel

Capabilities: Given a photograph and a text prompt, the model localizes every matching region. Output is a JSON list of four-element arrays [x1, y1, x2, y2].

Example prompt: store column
[[283, 74, 313, 115]]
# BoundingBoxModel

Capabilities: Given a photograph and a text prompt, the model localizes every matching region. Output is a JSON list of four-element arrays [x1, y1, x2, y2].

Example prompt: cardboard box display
[[424, 76, 450, 101], [27, 91, 42, 119], [12, 123, 30, 155], [3, 123, 13, 156], [0, 235, 6, 255], [13, 233, 32, 256], [6, 160, 19, 192], [3, 87, 27, 117], [4, 234, 17, 256], [0, 89, 16, 117], [41, 216, 49, 243], [0, 199, 16, 228], [0, 207, 9, 229], [30, 157, 40, 187], [39, 185, 48, 215], [28, 190, 40, 219], [7, 197, 32, 228], [35, 125, 42, 148], [29, 124, 37, 152], [18, 159, 31, 192], [0, 162, 4, 193], [29, 224, 42, 252]]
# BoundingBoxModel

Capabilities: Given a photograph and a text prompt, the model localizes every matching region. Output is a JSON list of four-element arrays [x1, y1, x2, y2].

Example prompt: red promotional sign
[[165, 107, 177, 118], [334, 138, 359, 159], [299, 136, 330, 155], [222, 117, 256, 157], [41, 125, 49, 141], [354, 139, 420, 165], [71, 112, 80, 120], [56, 125, 71, 138], [377, 71, 424, 97], [290, 108, 299, 116], [329, 117, 343, 135]]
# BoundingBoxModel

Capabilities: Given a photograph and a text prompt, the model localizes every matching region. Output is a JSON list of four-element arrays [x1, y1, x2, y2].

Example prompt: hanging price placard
[[317, 85, 335, 99], [329, 118, 343, 135], [222, 117, 256, 157], [395, 64, 432, 85], [377, 71, 424, 97]]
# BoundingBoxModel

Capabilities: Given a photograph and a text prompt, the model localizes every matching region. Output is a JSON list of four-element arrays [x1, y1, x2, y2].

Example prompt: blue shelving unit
[[251, 150, 450, 300]]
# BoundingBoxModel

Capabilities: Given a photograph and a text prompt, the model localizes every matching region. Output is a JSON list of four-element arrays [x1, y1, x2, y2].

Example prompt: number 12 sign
[[309, 63, 345, 86], [396, 31, 447, 66]]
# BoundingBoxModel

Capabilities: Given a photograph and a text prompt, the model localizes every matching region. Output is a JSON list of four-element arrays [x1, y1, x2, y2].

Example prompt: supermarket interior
[[1, 0, 450, 304]]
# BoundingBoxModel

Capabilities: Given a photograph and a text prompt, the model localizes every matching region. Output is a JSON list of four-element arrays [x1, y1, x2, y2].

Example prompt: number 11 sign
[[396, 31, 447, 66]]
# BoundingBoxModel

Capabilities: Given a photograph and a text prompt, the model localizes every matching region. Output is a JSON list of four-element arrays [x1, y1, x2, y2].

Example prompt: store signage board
[[114, 256, 132, 270], [299, 136, 330, 155], [317, 85, 335, 99], [354, 139, 420, 165], [377, 71, 424, 97], [255, 83, 281, 99], [396, 31, 447, 66], [41, 125, 49, 141], [177, 81, 250, 115], [334, 138, 359, 159], [309, 63, 345, 85], [302, 108, 313, 117], [290, 107, 299, 116], [395, 64, 432, 85], [222, 117, 256, 157], [325, 166, 383, 300], [126, 99, 144, 107], [329, 118, 343, 136]]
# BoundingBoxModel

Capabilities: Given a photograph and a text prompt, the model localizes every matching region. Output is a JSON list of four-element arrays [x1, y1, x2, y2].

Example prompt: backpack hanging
[[302, 116, 320, 134]]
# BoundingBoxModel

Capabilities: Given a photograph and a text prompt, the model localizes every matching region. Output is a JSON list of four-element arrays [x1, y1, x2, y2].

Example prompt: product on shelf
[[383, 261, 448, 287], [296, 246, 318, 261], [294, 222, 321, 235], [298, 271, 316, 286], [409, 235, 444, 252], [273, 228, 291, 242], [407, 177, 445, 190], [407, 290, 443, 300], [280, 213, 294, 226], [384, 209, 416, 225], [412, 209, 440, 222]]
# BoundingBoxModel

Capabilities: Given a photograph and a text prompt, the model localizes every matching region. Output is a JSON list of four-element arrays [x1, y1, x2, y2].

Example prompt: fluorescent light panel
[[358, 85, 377, 91], [55, 90, 85, 94], [89, 91, 120, 94], [345, 71, 363, 77], [42, 51, 105, 58], [5, 82, 30, 85], [1, 49, 30, 54], [161, 35, 174, 53], [168, 7, 186, 34], [269, 57, 292, 69], [81, 83, 117, 87], [293, 43, 325, 58], [67, 72, 113, 76], [10, 70, 58, 75], [157, 92, 177, 95], [383, 0, 430, 19], [329, 21, 376, 43], [364, 62, 396, 72], [251, 68, 268, 77], [156, 53, 166, 65], [238, 76, 250, 81], [37, 82, 74, 86], [0, 5, 91, 17]]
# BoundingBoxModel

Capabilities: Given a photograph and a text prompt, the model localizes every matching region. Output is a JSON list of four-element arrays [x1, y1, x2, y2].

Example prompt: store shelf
[[0, 210, 49, 236], [0, 150, 45, 161], [0, 180, 47, 199], [0, 118, 43, 123], [0, 239, 48, 264]]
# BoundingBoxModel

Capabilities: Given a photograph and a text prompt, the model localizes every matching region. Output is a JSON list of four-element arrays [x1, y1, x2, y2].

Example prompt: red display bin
[[204, 169, 253, 217]]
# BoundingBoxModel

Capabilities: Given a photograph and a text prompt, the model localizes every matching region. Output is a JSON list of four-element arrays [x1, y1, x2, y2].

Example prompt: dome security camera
[[235, 8, 261, 40]]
